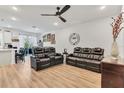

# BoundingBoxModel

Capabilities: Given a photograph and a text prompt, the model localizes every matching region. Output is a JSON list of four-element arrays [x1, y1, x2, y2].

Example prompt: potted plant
[[24, 38, 30, 55], [111, 12, 124, 58]]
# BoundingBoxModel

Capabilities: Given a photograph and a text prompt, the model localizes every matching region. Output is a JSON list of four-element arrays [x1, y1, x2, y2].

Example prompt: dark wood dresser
[[101, 57, 124, 88]]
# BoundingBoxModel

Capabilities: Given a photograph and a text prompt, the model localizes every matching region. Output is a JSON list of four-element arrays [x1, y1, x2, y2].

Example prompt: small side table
[[63, 52, 68, 64]]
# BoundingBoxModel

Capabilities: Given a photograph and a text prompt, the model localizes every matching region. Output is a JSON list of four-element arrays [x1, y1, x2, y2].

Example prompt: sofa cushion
[[98, 55, 104, 61], [88, 60, 101, 64], [55, 56, 62, 59], [87, 54, 94, 59], [39, 58, 50, 62], [80, 54, 88, 58], [67, 57, 77, 61], [73, 53, 88, 58], [82, 48, 92, 54], [86, 60, 101, 68], [35, 54, 45, 58], [93, 55, 104, 61], [76, 58, 87, 62], [93, 55, 99, 60], [47, 53, 55, 56], [73, 53, 80, 57]]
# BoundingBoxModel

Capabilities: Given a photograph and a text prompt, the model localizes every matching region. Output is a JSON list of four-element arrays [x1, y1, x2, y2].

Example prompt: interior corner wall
[[54, 17, 124, 58]]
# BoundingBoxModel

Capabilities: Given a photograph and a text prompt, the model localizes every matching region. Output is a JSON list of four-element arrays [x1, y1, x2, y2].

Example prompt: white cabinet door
[[4, 31, 12, 43], [0, 30, 2, 46]]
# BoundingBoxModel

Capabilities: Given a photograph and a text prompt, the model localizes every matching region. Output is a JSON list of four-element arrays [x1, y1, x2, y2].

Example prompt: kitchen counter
[[0, 49, 17, 67], [0, 49, 17, 51]]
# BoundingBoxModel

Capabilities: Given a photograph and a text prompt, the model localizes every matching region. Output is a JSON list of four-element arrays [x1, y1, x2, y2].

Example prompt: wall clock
[[69, 33, 80, 45]]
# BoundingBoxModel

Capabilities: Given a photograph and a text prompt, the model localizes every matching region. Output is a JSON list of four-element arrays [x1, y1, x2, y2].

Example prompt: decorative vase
[[111, 39, 119, 58]]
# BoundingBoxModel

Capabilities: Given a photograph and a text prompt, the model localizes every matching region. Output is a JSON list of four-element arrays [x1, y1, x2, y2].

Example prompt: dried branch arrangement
[[111, 12, 124, 41]]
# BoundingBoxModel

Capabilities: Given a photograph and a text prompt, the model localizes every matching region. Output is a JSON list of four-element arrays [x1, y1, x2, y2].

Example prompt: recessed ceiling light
[[11, 17, 16, 21], [54, 22, 58, 26], [100, 6, 106, 10], [35, 28, 40, 30], [12, 6, 18, 11]]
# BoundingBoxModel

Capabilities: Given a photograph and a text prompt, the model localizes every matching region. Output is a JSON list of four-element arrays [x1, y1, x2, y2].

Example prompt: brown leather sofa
[[30, 47, 63, 71], [66, 47, 104, 73]]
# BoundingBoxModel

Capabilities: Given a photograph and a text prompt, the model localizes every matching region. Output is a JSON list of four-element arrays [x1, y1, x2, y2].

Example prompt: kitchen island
[[0, 49, 16, 67]]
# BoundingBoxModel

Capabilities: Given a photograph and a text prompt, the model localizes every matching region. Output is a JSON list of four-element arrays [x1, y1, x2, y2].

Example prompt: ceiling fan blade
[[40, 14, 56, 16], [59, 5, 71, 15], [59, 16, 66, 22]]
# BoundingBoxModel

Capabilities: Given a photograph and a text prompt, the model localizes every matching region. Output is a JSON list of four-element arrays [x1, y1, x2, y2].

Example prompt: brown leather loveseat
[[30, 47, 63, 71]]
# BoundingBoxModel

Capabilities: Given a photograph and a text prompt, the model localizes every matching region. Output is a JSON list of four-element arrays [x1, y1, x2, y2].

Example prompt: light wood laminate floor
[[0, 61, 101, 88]]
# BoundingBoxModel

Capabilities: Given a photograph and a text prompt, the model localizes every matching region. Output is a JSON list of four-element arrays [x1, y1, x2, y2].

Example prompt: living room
[[0, 0, 124, 92]]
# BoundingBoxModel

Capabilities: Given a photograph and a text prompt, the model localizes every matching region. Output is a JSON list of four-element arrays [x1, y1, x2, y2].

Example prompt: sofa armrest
[[30, 56, 38, 70], [45, 54, 50, 58], [56, 53, 62, 56], [98, 55, 104, 61], [30, 55, 40, 61], [67, 53, 73, 57]]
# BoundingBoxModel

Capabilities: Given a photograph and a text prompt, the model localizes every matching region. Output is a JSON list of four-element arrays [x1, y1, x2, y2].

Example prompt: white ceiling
[[0, 5, 122, 33]]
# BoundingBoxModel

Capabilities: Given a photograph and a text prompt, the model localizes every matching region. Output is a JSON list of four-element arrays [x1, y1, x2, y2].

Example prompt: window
[[19, 35, 38, 48]]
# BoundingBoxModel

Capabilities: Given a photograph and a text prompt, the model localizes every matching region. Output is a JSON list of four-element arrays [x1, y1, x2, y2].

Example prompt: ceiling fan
[[40, 5, 71, 23]]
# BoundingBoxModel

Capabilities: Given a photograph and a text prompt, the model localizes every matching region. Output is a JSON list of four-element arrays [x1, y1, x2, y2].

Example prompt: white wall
[[54, 16, 124, 58]]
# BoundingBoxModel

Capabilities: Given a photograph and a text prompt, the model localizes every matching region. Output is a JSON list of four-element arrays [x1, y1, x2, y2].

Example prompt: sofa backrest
[[72, 47, 104, 61], [91, 47, 104, 55], [45, 47, 56, 56], [74, 47, 104, 55], [49, 47, 56, 53], [74, 47, 82, 53], [32, 47, 56, 56], [82, 48, 92, 54], [32, 47, 44, 55], [32, 47, 45, 58]]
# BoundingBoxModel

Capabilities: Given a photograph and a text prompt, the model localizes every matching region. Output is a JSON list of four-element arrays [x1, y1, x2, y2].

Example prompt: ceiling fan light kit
[[40, 5, 71, 23]]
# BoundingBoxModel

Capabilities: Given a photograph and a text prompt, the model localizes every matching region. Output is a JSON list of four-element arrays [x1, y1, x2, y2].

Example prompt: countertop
[[0, 48, 17, 51], [102, 56, 124, 65]]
